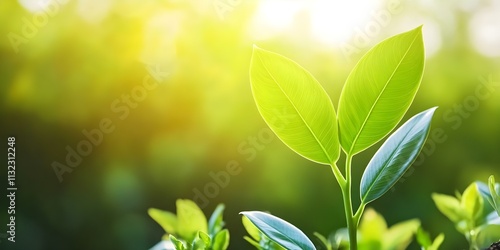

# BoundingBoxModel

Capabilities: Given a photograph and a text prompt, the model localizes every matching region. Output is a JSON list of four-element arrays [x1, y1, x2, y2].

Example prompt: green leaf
[[148, 208, 178, 235], [360, 107, 436, 204], [208, 204, 225, 237], [338, 26, 425, 155], [461, 183, 483, 221], [170, 235, 187, 250], [332, 228, 350, 248], [192, 231, 211, 250], [240, 211, 316, 250], [432, 193, 463, 223], [242, 215, 262, 242], [249, 46, 340, 164], [416, 227, 444, 250], [243, 236, 262, 249], [382, 219, 420, 250], [429, 234, 445, 250], [359, 208, 387, 242], [476, 224, 500, 249], [212, 229, 230, 250], [313, 232, 332, 250], [416, 227, 432, 247], [176, 199, 208, 242], [199, 231, 211, 246]]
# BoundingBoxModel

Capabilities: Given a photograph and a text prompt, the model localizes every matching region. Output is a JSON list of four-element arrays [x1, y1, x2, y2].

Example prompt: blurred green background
[[1, 0, 499, 249]]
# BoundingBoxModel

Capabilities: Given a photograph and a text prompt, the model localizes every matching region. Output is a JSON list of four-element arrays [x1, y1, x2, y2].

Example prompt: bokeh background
[[1, 0, 499, 249]]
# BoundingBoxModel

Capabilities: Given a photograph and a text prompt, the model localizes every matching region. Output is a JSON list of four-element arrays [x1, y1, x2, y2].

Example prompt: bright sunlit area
[[1, 0, 500, 249]]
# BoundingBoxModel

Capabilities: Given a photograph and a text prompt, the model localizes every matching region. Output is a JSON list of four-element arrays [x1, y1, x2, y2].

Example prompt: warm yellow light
[[250, 0, 383, 45]]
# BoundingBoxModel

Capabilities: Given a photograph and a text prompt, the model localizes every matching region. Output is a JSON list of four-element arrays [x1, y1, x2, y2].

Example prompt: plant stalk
[[342, 155, 358, 250], [467, 229, 479, 250], [331, 155, 364, 250]]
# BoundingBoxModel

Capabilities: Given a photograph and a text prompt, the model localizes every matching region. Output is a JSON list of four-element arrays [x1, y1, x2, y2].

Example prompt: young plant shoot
[[243, 26, 437, 249], [149, 199, 230, 250]]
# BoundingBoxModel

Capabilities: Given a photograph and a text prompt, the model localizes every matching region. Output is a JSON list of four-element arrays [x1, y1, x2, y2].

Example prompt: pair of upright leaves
[[247, 27, 435, 249], [250, 26, 434, 204]]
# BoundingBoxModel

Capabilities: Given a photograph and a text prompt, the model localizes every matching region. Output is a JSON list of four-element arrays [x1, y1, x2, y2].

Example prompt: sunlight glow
[[469, 4, 500, 57], [249, 0, 304, 40], [140, 12, 181, 67], [250, 0, 383, 45], [77, 0, 113, 23], [18, 0, 55, 13], [309, 1, 381, 44]]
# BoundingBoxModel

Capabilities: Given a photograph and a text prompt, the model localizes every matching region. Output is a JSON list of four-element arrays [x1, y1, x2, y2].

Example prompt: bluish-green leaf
[[486, 211, 500, 225], [240, 211, 316, 250], [250, 46, 340, 164], [338, 26, 425, 155], [360, 107, 437, 204], [477, 181, 494, 209]]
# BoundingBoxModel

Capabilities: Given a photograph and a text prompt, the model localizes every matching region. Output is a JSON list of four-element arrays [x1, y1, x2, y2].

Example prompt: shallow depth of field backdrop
[[0, 0, 499, 249]]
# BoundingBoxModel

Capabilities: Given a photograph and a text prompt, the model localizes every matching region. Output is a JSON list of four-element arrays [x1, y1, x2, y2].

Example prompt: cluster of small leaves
[[246, 26, 436, 249], [432, 178, 500, 249], [315, 208, 423, 250], [149, 199, 229, 250]]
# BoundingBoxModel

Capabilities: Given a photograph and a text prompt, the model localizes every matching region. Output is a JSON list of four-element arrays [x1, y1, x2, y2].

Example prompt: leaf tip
[[424, 106, 438, 118]]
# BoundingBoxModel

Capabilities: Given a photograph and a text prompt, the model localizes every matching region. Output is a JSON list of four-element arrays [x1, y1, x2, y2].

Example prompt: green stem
[[331, 155, 364, 250], [342, 155, 358, 250], [468, 229, 479, 250], [354, 203, 366, 226], [330, 163, 346, 187]]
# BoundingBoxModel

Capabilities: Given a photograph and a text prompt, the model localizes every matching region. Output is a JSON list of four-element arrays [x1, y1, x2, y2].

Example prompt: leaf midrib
[[257, 53, 332, 164], [348, 33, 420, 155], [361, 118, 420, 202]]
